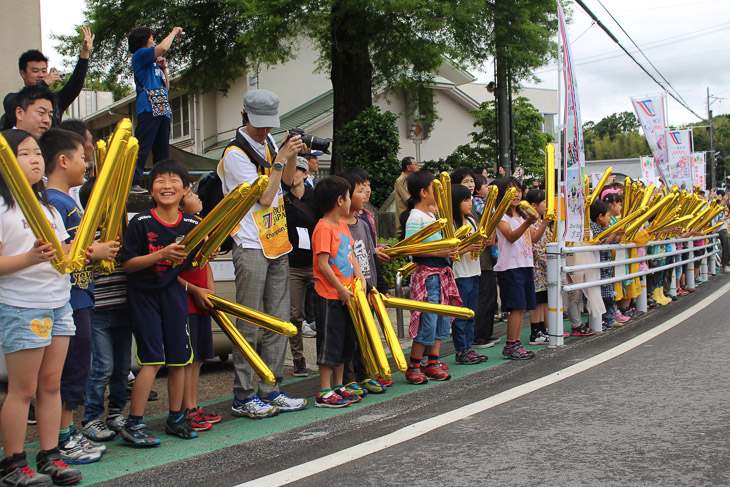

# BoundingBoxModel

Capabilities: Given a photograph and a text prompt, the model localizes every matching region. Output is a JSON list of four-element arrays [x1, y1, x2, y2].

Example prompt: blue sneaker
[[602, 321, 615, 331], [359, 379, 387, 393], [344, 381, 367, 396], [261, 391, 307, 412], [118, 422, 161, 447], [231, 396, 279, 419]]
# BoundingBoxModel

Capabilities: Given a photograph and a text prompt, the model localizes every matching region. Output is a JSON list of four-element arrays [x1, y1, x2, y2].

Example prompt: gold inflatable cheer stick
[[705, 222, 722, 234], [392, 219, 446, 248], [638, 184, 655, 209], [454, 224, 472, 240], [194, 177, 269, 268], [620, 177, 632, 218], [381, 238, 460, 258], [208, 294, 297, 337], [588, 167, 612, 206], [0, 133, 67, 274], [94, 139, 106, 176], [457, 230, 486, 253], [589, 207, 646, 243], [433, 179, 458, 261], [210, 309, 275, 386], [477, 185, 499, 232], [68, 119, 132, 271], [650, 215, 694, 235], [484, 187, 517, 240], [381, 296, 474, 319], [397, 262, 417, 278], [519, 200, 539, 219], [347, 291, 379, 380], [371, 291, 408, 373], [352, 280, 391, 380], [545, 143, 557, 220]]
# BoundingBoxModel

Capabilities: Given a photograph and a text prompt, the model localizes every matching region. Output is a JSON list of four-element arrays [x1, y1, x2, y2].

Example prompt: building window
[[170, 94, 190, 140]]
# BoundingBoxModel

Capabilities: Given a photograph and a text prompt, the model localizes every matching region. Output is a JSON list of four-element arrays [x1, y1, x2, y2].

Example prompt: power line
[[572, 0, 704, 120]]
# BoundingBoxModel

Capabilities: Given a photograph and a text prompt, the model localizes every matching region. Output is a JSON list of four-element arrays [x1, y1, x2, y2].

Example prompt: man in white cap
[[217, 89, 307, 418]]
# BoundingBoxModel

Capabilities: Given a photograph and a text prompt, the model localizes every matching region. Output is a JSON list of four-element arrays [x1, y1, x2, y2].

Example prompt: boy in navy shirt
[[120, 159, 201, 445], [41, 128, 120, 464]]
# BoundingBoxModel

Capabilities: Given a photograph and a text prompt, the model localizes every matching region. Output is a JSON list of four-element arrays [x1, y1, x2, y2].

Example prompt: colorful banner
[[665, 128, 693, 190], [559, 4, 585, 243], [640, 156, 658, 185], [631, 94, 668, 186], [691, 152, 706, 190]]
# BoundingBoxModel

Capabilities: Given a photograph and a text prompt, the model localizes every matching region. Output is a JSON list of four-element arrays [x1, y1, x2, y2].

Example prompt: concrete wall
[[0, 0, 41, 100]]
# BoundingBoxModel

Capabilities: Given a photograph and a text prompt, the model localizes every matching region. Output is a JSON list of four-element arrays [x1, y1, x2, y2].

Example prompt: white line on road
[[237, 281, 730, 487]]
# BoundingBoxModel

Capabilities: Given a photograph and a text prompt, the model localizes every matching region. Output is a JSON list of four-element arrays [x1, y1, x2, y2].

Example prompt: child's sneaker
[[529, 331, 549, 345], [336, 387, 362, 404], [36, 448, 82, 486], [468, 349, 488, 362], [405, 366, 429, 385], [59, 434, 102, 464], [359, 379, 387, 393], [344, 382, 367, 396], [613, 311, 631, 323], [0, 451, 54, 487], [292, 358, 309, 377], [118, 422, 161, 447], [423, 364, 451, 381], [502, 341, 535, 360], [571, 325, 595, 336], [193, 406, 222, 424], [165, 414, 198, 439], [376, 377, 394, 387], [81, 418, 116, 441], [602, 321, 615, 331], [185, 409, 212, 432], [455, 350, 481, 364], [231, 396, 280, 419], [261, 391, 307, 412], [314, 391, 350, 408], [105, 411, 126, 434]]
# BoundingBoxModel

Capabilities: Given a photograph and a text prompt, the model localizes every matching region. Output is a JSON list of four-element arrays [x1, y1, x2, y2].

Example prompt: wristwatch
[[272, 162, 285, 172]]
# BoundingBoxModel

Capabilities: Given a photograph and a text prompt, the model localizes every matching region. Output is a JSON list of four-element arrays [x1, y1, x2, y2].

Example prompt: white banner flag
[[691, 152, 706, 190], [631, 94, 668, 185], [640, 156, 657, 185], [666, 128, 693, 190]]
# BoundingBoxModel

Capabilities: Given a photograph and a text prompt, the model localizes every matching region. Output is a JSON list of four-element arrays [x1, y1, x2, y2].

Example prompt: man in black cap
[[217, 89, 308, 419]]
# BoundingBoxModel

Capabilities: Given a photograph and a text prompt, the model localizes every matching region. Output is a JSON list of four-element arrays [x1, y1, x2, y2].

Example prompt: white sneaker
[[724, 266, 730, 274], [261, 391, 308, 412], [60, 434, 102, 464], [301, 322, 316, 338]]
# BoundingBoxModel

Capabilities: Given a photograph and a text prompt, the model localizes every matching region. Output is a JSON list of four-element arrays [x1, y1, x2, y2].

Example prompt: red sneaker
[[194, 406, 222, 424], [422, 364, 451, 381], [185, 410, 212, 432], [376, 377, 394, 387], [405, 366, 429, 385]]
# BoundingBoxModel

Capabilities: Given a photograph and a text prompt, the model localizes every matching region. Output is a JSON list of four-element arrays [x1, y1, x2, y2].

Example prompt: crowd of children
[[1, 117, 727, 486]]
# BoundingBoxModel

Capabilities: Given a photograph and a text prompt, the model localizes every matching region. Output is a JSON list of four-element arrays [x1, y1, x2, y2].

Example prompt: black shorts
[[535, 290, 548, 304], [127, 285, 192, 366], [314, 293, 356, 368], [188, 313, 214, 362]]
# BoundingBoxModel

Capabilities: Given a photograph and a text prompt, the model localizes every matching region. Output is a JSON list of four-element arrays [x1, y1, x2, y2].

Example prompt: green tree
[[337, 106, 400, 208], [58, 0, 558, 173], [583, 111, 648, 160]]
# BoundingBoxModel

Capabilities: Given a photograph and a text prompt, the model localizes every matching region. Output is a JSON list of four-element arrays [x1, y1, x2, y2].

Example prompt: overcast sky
[[41, 0, 730, 127]]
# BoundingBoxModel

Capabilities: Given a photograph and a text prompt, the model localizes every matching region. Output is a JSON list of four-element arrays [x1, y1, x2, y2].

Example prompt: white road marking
[[237, 281, 730, 487]]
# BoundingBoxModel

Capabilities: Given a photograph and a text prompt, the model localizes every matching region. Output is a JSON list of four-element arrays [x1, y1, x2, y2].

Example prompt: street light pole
[[708, 87, 716, 190]]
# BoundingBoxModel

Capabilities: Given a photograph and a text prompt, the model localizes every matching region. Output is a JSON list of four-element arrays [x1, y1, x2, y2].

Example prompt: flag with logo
[[691, 152, 706, 190], [665, 128, 693, 190], [640, 156, 657, 185], [631, 94, 668, 186], [559, 3, 585, 242]]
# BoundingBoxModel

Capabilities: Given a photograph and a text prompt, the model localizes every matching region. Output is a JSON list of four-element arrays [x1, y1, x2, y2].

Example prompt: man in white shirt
[[217, 89, 308, 418]]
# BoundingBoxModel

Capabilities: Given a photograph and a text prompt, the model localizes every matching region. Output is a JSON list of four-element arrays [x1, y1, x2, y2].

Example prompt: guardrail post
[[686, 241, 696, 289], [637, 274, 648, 312], [667, 243, 678, 297], [700, 238, 709, 280], [589, 250, 602, 333], [546, 242, 564, 347], [395, 271, 405, 338], [709, 236, 717, 276]]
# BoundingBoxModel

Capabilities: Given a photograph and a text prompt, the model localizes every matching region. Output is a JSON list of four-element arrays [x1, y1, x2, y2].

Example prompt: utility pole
[[708, 87, 716, 190]]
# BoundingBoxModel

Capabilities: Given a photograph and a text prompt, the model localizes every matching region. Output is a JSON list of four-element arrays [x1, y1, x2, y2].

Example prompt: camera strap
[[226, 129, 278, 173]]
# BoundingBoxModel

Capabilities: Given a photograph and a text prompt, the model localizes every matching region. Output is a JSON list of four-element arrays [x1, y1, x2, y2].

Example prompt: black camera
[[285, 128, 332, 154]]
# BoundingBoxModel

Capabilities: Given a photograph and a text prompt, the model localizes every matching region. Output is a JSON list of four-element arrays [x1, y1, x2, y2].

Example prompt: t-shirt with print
[[0, 201, 71, 309], [452, 217, 481, 279], [348, 218, 377, 289], [120, 209, 200, 291], [312, 219, 354, 300], [132, 46, 169, 116], [405, 208, 449, 268], [494, 213, 533, 271], [47, 189, 94, 310]]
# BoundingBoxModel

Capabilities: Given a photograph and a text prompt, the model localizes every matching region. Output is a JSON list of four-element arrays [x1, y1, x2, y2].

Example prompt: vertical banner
[[558, 4, 585, 242], [631, 94, 668, 186], [640, 156, 657, 185], [665, 128, 693, 190], [691, 152, 706, 190]]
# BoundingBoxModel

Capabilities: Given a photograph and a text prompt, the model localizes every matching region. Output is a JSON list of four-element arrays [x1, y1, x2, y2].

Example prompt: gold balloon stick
[[352, 281, 391, 380], [94, 139, 106, 176], [623, 201, 670, 242], [433, 179, 458, 262], [68, 119, 132, 271], [0, 133, 67, 274], [477, 185, 499, 231], [621, 177, 632, 218], [649, 215, 694, 235], [371, 291, 408, 373], [588, 166, 612, 206], [484, 187, 517, 239], [347, 293, 379, 380], [454, 224, 472, 240], [381, 238, 460, 258], [209, 309, 275, 386], [545, 143, 557, 220], [397, 262, 417, 278], [392, 219, 447, 248], [705, 222, 722, 234], [638, 184, 655, 208], [440, 172, 453, 222], [519, 200, 539, 219], [208, 294, 297, 337], [584, 174, 591, 237], [457, 230, 486, 253], [381, 296, 474, 319], [589, 207, 645, 243]]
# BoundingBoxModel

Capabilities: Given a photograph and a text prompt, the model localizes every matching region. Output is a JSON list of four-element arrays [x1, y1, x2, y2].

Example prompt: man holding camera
[[217, 89, 308, 419], [3, 26, 94, 129]]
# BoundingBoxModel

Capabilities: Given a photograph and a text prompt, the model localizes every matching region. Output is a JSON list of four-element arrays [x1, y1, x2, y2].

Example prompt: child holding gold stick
[[42, 128, 120, 464], [402, 170, 459, 384], [494, 177, 538, 360], [450, 184, 486, 365], [312, 176, 368, 407], [0, 129, 84, 485], [177, 188, 222, 432], [339, 169, 390, 395], [525, 188, 553, 344], [119, 159, 202, 445]]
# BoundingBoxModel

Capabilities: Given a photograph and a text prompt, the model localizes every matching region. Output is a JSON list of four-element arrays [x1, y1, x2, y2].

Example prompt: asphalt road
[[100, 275, 730, 487]]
